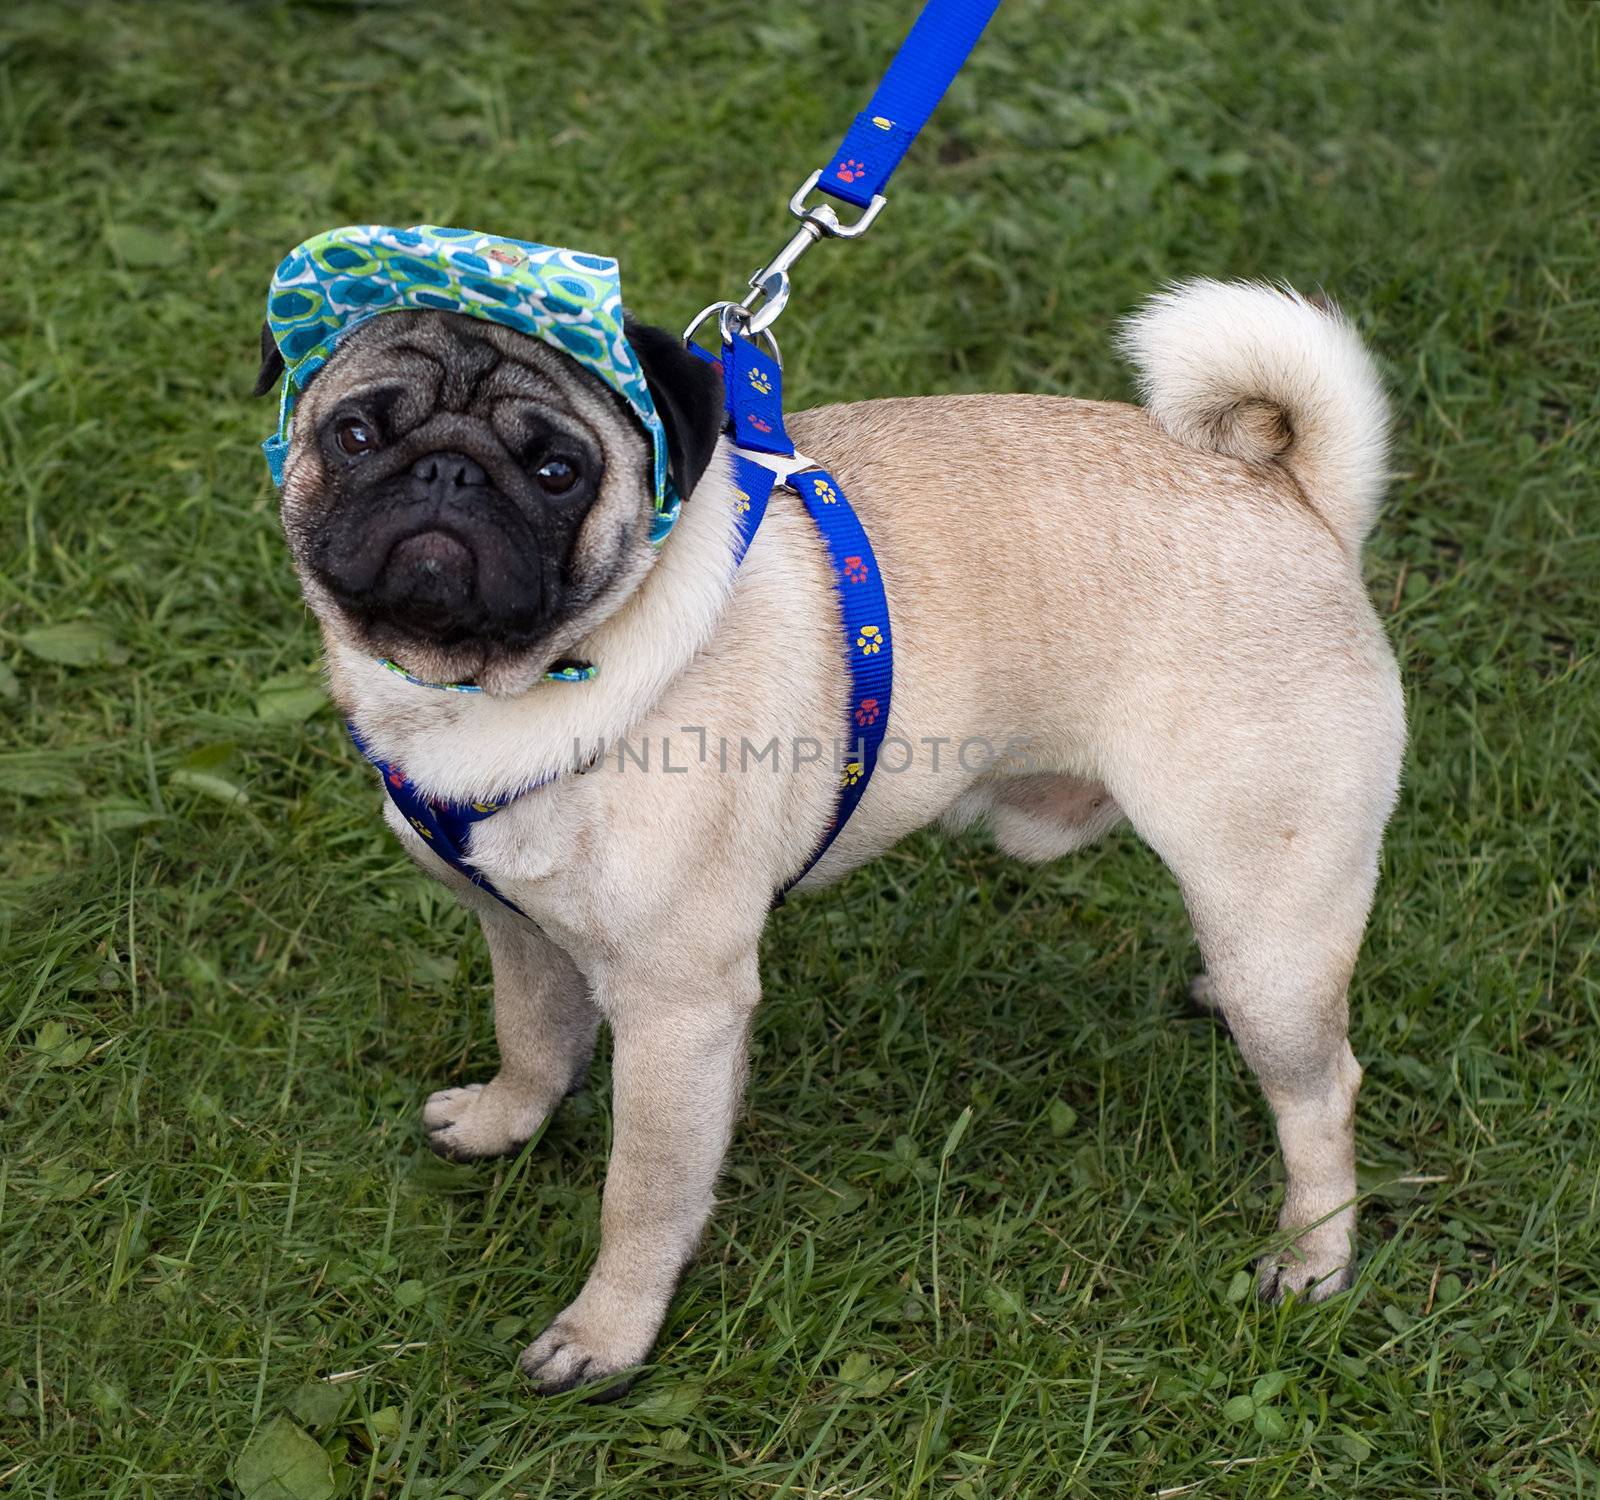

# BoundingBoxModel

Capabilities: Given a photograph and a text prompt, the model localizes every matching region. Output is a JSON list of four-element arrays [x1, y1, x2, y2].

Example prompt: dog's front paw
[[519, 1307, 651, 1399], [1256, 1219, 1356, 1303], [423, 1080, 549, 1162]]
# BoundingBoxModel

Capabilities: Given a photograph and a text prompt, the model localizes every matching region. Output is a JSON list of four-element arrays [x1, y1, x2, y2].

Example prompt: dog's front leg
[[424, 912, 598, 1162], [520, 945, 759, 1396]]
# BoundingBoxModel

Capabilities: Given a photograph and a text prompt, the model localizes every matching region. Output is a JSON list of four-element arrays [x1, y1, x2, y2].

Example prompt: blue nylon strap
[[347, 723, 544, 919], [783, 467, 894, 892], [728, 453, 777, 566], [711, 334, 894, 891], [695, 333, 780, 563], [723, 335, 794, 456], [685, 334, 781, 560], [719, 332, 784, 564], [820, 0, 1002, 209]]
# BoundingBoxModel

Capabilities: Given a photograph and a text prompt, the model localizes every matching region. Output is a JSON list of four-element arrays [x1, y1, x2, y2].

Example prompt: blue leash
[[353, 0, 999, 912], [821, 0, 1003, 210], [686, 0, 1001, 348], [684, 0, 998, 887]]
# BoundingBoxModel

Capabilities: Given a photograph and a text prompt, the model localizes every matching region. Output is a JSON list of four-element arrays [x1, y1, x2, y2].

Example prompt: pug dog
[[255, 278, 1403, 1395]]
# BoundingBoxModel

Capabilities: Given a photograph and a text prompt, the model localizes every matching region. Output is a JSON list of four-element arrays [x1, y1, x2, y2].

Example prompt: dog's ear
[[253, 321, 285, 397], [625, 319, 725, 501]]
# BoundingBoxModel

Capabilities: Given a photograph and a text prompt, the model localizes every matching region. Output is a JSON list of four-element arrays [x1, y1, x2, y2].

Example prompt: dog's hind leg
[[1112, 689, 1400, 1300], [423, 912, 599, 1162], [1188, 870, 1371, 1301]]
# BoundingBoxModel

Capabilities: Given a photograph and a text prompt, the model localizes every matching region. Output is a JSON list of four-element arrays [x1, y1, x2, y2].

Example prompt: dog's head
[[255, 309, 723, 694]]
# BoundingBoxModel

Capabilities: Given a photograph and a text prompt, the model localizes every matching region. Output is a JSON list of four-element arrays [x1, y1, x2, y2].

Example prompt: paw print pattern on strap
[[346, 721, 554, 921], [783, 466, 893, 894]]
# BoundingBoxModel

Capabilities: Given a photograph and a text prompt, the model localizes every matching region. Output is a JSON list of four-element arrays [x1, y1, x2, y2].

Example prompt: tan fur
[[285, 280, 1404, 1393]]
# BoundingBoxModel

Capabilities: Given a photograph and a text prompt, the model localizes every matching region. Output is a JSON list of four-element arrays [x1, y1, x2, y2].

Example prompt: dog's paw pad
[[520, 1321, 644, 1400]]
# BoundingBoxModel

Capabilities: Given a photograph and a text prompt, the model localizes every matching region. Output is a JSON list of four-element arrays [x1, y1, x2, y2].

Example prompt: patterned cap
[[261, 224, 679, 545]]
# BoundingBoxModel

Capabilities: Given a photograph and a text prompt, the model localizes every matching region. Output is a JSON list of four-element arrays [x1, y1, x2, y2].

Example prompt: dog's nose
[[410, 451, 488, 498]]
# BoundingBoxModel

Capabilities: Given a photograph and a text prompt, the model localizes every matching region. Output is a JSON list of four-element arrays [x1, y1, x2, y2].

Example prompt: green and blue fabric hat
[[262, 224, 680, 545]]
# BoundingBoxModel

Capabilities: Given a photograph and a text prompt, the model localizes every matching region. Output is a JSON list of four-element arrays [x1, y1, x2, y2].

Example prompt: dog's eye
[[536, 457, 578, 495], [336, 420, 378, 456]]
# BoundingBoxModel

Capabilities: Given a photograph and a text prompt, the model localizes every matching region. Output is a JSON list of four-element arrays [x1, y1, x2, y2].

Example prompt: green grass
[[2, 0, 1598, 1494]]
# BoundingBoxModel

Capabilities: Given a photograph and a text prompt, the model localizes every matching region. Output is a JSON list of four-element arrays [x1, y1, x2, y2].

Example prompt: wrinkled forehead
[[298, 310, 635, 438]]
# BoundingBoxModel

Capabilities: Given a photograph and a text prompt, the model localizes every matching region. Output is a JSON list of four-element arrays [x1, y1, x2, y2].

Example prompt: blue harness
[[346, 0, 998, 915]]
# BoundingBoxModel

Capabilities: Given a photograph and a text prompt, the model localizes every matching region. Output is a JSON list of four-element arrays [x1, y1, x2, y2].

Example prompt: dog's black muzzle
[[313, 434, 577, 646]]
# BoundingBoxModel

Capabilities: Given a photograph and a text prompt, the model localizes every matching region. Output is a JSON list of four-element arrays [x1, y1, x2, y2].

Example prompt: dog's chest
[[384, 778, 603, 945]]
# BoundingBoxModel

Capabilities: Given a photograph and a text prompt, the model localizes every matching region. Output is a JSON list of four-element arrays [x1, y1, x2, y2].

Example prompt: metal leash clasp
[[684, 168, 888, 361]]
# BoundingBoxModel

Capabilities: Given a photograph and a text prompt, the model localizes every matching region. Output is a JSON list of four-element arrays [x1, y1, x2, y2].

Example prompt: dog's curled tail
[[1118, 279, 1390, 552]]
